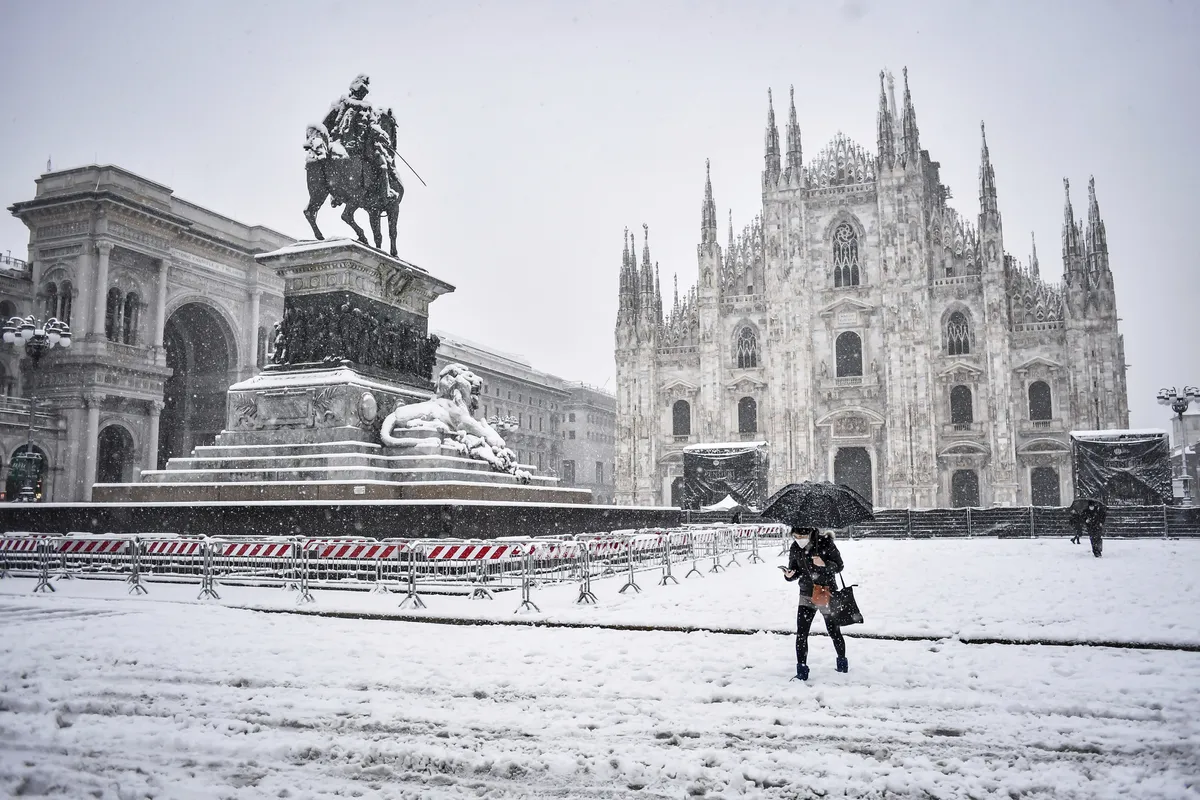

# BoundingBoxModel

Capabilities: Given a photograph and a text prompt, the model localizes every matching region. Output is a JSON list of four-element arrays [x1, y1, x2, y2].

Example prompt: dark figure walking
[[783, 526, 847, 680], [1068, 498, 1106, 557], [1085, 503, 1106, 558]]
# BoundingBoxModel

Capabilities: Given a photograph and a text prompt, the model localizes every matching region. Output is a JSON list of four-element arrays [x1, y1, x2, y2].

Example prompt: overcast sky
[[1, 0, 1197, 432]]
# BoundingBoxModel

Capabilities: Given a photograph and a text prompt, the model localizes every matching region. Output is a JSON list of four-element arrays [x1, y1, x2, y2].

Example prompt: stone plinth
[[93, 240, 587, 506]]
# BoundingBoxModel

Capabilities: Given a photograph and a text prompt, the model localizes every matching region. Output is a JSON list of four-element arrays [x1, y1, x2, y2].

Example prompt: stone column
[[146, 400, 164, 472], [81, 393, 103, 501], [90, 241, 113, 338], [153, 257, 169, 348], [247, 288, 262, 370]]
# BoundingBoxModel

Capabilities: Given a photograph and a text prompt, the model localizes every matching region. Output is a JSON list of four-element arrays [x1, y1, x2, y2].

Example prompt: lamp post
[[1157, 385, 1200, 504], [2, 315, 71, 501]]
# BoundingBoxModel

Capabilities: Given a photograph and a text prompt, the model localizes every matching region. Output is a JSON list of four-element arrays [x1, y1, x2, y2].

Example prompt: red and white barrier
[[59, 538, 128, 555], [423, 542, 524, 561], [0, 538, 41, 552], [217, 541, 293, 558], [143, 540, 204, 556], [306, 540, 406, 559]]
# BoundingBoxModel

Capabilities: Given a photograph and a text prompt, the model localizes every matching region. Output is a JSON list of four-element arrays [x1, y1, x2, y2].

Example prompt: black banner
[[1071, 432, 1171, 506], [682, 444, 769, 510]]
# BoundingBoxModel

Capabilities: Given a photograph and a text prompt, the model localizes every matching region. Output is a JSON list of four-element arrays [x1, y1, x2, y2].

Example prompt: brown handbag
[[811, 584, 831, 607]]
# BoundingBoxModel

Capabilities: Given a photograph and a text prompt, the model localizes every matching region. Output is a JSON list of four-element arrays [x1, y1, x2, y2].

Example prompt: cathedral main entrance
[[833, 447, 872, 504], [158, 303, 234, 469]]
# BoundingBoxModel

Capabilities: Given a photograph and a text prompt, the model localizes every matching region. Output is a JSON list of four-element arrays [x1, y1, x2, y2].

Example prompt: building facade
[[1, 163, 615, 501], [560, 382, 617, 504], [433, 332, 569, 477], [4, 165, 289, 501], [615, 69, 1128, 509]]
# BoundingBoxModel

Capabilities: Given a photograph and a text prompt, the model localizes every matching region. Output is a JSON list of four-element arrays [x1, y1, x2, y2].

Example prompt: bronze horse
[[302, 110, 404, 257]]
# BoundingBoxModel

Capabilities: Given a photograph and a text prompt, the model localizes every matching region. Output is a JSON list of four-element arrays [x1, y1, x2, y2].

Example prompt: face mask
[[793, 536, 809, 547]]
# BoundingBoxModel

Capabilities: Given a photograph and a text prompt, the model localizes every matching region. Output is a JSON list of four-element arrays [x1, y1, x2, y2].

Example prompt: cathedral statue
[[303, 74, 423, 258]]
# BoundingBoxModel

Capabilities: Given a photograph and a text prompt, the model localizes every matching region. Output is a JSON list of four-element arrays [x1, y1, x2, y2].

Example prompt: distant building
[[615, 69, 1129, 509], [3, 164, 614, 502], [560, 382, 617, 504], [433, 332, 568, 477]]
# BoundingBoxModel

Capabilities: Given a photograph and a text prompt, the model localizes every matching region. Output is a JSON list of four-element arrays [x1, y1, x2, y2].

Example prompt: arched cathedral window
[[946, 311, 971, 356], [44, 283, 58, 319], [736, 327, 758, 369], [835, 331, 863, 377], [950, 385, 973, 427], [58, 281, 73, 324], [833, 223, 860, 287], [1028, 381, 1052, 421], [672, 400, 691, 437], [738, 397, 757, 434]]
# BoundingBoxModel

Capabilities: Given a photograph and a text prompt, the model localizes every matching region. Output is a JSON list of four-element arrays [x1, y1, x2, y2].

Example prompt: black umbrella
[[1068, 497, 1107, 525], [760, 481, 874, 529]]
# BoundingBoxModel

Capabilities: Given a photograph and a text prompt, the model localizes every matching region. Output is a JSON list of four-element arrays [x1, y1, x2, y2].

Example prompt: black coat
[[785, 533, 844, 597]]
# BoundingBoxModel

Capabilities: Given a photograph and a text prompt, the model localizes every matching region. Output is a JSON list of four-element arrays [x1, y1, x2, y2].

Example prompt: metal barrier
[[0, 524, 790, 612]]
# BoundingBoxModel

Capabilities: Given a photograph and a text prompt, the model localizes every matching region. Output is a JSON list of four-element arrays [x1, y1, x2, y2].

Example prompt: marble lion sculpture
[[380, 363, 530, 481]]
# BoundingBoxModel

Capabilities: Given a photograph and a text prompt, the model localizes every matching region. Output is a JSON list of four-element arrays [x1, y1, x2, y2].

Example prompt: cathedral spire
[[979, 121, 999, 219], [1085, 175, 1109, 272], [877, 70, 895, 168], [1030, 231, 1040, 280], [654, 262, 662, 320], [900, 67, 920, 166], [1062, 178, 1081, 266], [700, 159, 717, 245], [764, 88, 781, 182], [673, 272, 679, 313], [785, 85, 803, 183]]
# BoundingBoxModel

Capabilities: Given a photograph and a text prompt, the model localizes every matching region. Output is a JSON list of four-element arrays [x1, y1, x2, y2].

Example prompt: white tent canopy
[[699, 494, 745, 512]]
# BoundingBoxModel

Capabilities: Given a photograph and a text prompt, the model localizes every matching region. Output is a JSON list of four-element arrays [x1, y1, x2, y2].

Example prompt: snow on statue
[[380, 363, 531, 482]]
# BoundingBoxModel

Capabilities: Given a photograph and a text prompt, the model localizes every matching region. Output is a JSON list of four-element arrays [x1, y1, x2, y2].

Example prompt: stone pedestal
[[95, 239, 591, 505]]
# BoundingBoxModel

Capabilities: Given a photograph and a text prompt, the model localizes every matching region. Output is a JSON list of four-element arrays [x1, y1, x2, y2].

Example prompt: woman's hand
[[811, 556, 825, 566], [783, 569, 797, 579]]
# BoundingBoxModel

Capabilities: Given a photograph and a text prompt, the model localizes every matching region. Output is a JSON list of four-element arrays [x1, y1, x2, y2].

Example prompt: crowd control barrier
[[0, 524, 794, 612]]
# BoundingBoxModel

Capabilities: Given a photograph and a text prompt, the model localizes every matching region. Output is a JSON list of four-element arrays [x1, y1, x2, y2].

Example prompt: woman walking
[[783, 526, 847, 680]]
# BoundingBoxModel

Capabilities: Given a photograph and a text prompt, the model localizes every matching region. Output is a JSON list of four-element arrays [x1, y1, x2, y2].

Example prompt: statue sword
[[393, 149, 427, 188]]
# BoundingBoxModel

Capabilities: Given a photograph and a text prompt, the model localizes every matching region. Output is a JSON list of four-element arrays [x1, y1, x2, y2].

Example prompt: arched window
[[44, 283, 58, 319], [0, 300, 15, 322], [738, 397, 757, 434], [672, 400, 691, 437], [122, 292, 139, 345], [1028, 381, 1053, 421], [0, 363, 11, 396], [58, 281, 73, 324], [950, 385, 973, 426], [1030, 466, 1061, 506], [105, 288, 123, 341], [835, 331, 863, 377], [951, 469, 980, 507], [946, 311, 971, 355], [832, 223, 861, 287], [736, 327, 758, 369]]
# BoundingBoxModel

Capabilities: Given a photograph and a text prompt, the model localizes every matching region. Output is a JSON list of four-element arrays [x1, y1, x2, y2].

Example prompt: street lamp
[[2, 315, 71, 501], [1157, 385, 1200, 503]]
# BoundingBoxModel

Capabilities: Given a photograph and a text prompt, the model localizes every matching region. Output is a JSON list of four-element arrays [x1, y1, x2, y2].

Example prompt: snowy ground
[[1, 538, 1198, 798]]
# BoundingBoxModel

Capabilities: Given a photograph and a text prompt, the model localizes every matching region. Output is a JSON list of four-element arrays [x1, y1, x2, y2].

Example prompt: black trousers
[[796, 602, 846, 665]]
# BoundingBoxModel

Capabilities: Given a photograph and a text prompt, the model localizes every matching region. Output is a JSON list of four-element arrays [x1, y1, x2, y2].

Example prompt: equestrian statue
[[303, 74, 423, 257]]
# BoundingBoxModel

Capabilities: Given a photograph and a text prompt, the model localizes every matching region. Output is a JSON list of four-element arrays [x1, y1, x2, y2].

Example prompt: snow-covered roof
[[682, 441, 767, 451], [1070, 428, 1168, 439]]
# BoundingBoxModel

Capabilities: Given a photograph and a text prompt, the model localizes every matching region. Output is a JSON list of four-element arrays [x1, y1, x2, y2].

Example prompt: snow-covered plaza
[[2, 537, 1198, 799]]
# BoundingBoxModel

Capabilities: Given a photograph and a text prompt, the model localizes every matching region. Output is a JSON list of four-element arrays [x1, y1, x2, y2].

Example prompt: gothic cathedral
[[614, 69, 1128, 509]]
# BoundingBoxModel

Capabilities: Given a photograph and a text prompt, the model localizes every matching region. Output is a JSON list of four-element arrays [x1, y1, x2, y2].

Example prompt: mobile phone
[[777, 565, 789, 571]]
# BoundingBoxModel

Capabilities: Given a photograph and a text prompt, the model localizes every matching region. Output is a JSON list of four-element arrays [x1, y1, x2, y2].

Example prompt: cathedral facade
[[615, 69, 1128, 510]]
